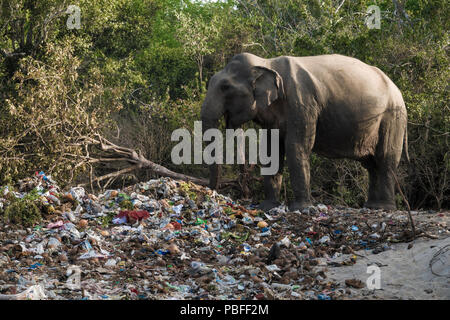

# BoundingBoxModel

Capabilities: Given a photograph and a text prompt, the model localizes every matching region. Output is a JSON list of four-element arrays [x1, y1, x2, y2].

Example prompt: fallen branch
[[78, 165, 141, 187], [77, 133, 237, 189]]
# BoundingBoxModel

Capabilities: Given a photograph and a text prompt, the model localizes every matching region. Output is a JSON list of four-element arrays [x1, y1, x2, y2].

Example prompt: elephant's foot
[[288, 201, 312, 212], [258, 199, 281, 212], [364, 200, 396, 211]]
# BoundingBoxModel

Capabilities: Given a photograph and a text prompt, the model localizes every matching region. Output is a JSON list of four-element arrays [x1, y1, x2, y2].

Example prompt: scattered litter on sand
[[326, 237, 450, 299], [0, 172, 448, 299]]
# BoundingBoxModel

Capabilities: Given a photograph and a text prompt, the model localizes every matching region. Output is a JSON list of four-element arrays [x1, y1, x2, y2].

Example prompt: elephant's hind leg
[[363, 113, 405, 210], [363, 166, 397, 210], [362, 157, 396, 210]]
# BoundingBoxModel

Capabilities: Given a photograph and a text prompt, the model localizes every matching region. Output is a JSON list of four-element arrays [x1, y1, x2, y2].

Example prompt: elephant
[[200, 53, 409, 211]]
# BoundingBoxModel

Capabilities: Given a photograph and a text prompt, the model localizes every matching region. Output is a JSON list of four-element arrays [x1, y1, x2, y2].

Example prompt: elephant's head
[[200, 53, 285, 189]]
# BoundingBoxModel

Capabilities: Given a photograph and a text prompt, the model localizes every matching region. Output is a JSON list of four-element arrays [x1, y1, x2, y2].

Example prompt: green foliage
[[2, 189, 42, 226], [0, 39, 124, 186], [135, 45, 197, 99], [0, 0, 448, 209]]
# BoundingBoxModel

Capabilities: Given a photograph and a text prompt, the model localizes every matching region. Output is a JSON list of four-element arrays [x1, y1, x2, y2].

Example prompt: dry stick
[[390, 168, 416, 240], [77, 134, 237, 189], [78, 165, 140, 187], [93, 135, 208, 185]]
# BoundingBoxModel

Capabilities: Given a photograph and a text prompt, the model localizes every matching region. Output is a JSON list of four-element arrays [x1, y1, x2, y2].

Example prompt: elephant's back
[[294, 54, 390, 88], [291, 55, 406, 159], [291, 54, 403, 110]]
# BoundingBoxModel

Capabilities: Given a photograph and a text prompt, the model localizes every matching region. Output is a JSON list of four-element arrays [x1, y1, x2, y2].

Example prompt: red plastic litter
[[130, 288, 139, 295], [170, 221, 182, 230], [116, 210, 150, 222]]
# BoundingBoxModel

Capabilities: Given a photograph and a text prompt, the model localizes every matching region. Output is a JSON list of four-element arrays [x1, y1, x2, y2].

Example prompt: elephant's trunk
[[201, 94, 225, 190]]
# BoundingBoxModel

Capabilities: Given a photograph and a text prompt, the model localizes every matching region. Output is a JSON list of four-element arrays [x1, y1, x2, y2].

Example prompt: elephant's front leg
[[285, 123, 314, 211], [259, 138, 285, 211]]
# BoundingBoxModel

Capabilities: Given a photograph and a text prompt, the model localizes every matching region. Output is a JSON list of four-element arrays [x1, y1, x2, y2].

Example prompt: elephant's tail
[[403, 124, 410, 163]]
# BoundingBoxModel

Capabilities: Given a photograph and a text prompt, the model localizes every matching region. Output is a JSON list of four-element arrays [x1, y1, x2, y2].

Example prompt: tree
[[175, 10, 219, 92]]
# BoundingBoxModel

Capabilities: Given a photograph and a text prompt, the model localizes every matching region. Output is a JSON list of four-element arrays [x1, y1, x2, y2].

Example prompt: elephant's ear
[[250, 66, 285, 109]]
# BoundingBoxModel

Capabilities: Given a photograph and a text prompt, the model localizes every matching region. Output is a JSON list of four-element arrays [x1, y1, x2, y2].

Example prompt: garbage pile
[[0, 172, 448, 300]]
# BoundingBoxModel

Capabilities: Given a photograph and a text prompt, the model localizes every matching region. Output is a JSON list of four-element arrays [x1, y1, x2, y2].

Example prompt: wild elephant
[[200, 53, 408, 211]]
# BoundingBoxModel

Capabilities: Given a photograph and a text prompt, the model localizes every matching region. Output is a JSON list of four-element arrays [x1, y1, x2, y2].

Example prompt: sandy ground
[[325, 235, 450, 299]]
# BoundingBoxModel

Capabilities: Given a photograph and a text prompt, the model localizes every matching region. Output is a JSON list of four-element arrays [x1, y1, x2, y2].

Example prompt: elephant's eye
[[220, 83, 231, 92]]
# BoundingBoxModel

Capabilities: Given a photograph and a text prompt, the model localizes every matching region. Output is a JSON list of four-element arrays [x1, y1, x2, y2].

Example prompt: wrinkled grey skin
[[201, 53, 408, 211]]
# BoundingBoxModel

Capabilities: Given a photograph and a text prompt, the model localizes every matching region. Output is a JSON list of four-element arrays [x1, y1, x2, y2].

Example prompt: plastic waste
[[0, 285, 47, 300], [0, 174, 445, 300]]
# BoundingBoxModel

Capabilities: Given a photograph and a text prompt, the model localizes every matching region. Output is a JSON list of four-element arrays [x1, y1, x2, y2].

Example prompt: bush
[[0, 39, 123, 187], [2, 188, 42, 227]]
